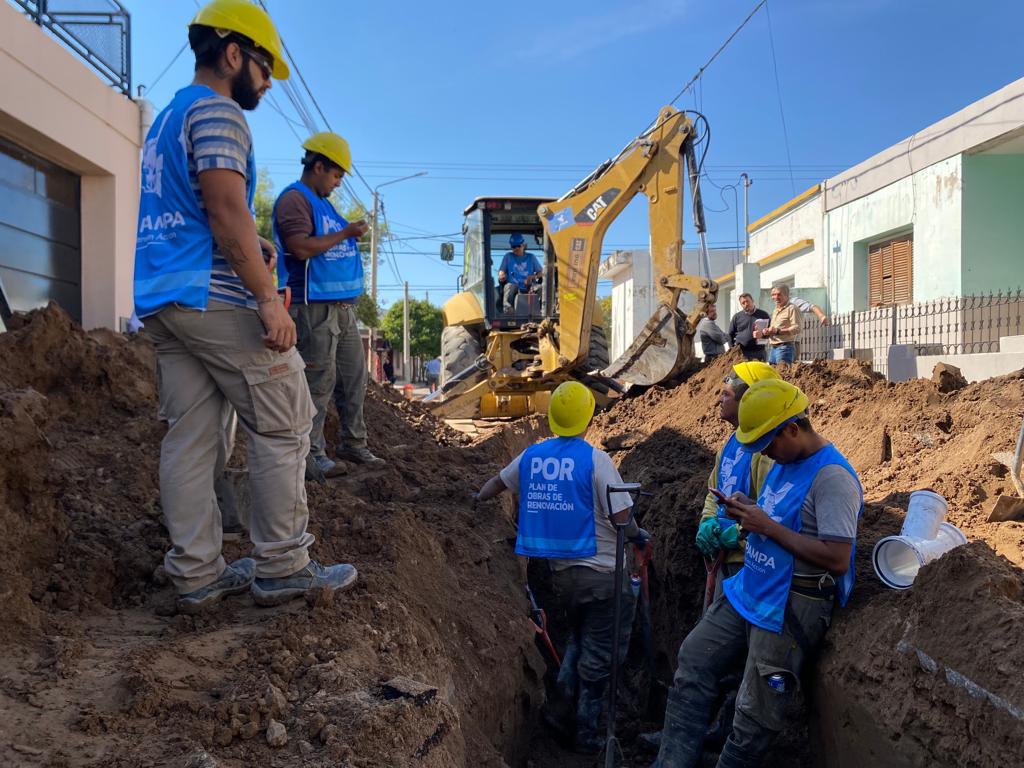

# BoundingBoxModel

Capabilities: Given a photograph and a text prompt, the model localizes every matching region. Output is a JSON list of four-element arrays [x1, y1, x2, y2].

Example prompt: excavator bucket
[[602, 304, 693, 387]]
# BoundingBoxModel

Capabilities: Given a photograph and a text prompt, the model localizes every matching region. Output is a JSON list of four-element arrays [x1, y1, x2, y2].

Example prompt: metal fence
[[798, 289, 1024, 377], [12, 0, 131, 96]]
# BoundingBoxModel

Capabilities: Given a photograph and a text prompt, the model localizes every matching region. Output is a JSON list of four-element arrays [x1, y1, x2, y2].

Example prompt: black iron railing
[[799, 289, 1024, 377], [12, 0, 131, 96]]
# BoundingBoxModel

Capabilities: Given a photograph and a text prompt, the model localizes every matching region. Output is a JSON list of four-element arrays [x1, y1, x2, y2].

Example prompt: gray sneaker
[[336, 445, 383, 465], [176, 558, 255, 615], [315, 454, 347, 477], [251, 561, 358, 607]]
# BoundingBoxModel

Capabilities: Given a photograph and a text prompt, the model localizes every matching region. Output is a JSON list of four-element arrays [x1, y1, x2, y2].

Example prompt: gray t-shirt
[[794, 463, 861, 574], [500, 444, 634, 573]]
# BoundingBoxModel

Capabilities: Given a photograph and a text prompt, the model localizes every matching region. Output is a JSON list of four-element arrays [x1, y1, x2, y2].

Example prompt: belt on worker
[[789, 572, 836, 599]]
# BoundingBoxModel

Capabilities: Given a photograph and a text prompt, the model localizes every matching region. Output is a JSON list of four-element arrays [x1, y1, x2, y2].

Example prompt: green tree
[[381, 298, 443, 359], [254, 167, 275, 241]]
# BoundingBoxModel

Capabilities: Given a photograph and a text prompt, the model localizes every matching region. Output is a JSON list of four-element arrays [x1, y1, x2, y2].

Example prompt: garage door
[[0, 137, 81, 322]]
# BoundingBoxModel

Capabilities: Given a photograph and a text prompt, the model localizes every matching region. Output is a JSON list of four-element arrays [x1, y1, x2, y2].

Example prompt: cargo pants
[[550, 565, 636, 743], [146, 302, 316, 593], [290, 302, 368, 458], [654, 590, 833, 768]]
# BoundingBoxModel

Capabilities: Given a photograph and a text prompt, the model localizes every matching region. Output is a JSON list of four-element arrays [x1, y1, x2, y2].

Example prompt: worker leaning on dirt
[[654, 380, 862, 768], [133, 0, 358, 614], [272, 132, 381, 480], [695, 362, 780, 596], [474, 382, 649, 755]]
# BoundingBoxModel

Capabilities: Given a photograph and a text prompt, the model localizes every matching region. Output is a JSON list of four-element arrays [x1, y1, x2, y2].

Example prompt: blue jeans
[[768, 343, 795, 365]]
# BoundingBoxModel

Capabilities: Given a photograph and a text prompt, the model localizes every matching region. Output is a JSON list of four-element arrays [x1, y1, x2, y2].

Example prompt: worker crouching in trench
[[654, 379, 863, 768], [474, 381, 650, 754]]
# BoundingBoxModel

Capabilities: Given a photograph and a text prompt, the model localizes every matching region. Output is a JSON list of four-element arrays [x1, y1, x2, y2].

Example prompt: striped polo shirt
[[184, 93, 257, 308]]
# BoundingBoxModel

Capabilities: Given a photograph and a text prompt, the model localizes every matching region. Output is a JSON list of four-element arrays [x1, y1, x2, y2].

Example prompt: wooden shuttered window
[[868, 235, 913, 307]]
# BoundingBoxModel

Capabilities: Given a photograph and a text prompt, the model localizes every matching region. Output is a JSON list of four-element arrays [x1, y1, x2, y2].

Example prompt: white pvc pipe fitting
[[872, 491, 967, 590]]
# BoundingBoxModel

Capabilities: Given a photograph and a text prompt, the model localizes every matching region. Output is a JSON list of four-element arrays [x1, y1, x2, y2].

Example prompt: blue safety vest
[[273, 182, 363, 303], [716, 433, 754, 530], [515, 437, 596, 559], [722, 444, 862, 633], [133, 85, 255, 317]]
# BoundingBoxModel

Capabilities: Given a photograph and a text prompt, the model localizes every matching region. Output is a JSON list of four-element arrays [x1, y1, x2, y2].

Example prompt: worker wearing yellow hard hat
[[695, 361, 781, 589], [473, 381, 648, 753], [189, 0, 289, 80], [655, 379, 863, 767], [638, 360, 781, 754], [272, 131, 374, 474], [133, 0, 360, 615]]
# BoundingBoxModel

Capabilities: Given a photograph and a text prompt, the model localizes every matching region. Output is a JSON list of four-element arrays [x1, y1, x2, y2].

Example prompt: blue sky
[[127, 0, 1024, 310]]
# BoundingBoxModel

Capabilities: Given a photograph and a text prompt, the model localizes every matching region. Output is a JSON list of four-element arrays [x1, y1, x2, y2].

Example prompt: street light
[[368, 171, 426, 383]]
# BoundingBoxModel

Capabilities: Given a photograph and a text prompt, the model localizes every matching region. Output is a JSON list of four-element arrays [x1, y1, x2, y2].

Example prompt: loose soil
[[0, 309, 1021, 767]]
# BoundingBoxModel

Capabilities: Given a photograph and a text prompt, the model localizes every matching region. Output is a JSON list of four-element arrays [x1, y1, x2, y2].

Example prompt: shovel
[[988, 416, 1024, 523], [603, 482, 647, 768]]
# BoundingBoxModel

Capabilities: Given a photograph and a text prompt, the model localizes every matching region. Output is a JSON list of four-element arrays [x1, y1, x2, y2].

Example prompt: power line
[[258, 0, 374, 210], [765, 1, 796, 196], [666, 0, 766, 108], [141, 41, 188, 97]]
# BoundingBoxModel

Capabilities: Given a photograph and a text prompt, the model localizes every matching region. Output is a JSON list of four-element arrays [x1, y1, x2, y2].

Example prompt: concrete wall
[[961, 153, 1024, 295], [749, 192, 824, 294], [825, 75, 1024, 211], [889, 336, 1024, 383], [825, 156, 963, 313], [0, 3, 141, 330]]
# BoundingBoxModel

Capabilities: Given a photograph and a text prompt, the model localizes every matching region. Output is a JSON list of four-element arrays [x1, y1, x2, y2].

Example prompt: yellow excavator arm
[[539, 105, 718, 385]]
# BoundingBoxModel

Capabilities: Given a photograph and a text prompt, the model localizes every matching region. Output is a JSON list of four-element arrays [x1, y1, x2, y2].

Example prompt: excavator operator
[[497, 233, 543, 312]]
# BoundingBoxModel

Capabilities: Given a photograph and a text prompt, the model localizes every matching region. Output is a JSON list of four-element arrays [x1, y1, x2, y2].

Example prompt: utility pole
[[368, 190, 380, 381], [741, 173, 753, 261], [366, 170, 427, 383], [402, 281, 411, 384]]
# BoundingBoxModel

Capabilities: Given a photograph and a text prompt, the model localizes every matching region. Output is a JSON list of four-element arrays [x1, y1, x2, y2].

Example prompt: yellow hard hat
[[732, 360, 780, 387], [190, 0, 290, 80], [736, 379, 809, 452], [548, 381, 596, 437], [302, 132, 352, 173]]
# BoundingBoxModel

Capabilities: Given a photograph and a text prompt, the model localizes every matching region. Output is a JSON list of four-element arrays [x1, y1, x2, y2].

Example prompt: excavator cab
[[459, 197, 556, 330]]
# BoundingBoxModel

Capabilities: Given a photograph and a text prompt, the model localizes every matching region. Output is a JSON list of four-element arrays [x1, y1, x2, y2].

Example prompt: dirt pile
[[585, 350, 1024, 766], [0, 304, 546, 767], [2, 306, 1021, 767]]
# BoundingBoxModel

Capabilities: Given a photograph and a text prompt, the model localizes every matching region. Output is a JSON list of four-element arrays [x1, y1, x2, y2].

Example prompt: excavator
[[428, 105, 719, 419]]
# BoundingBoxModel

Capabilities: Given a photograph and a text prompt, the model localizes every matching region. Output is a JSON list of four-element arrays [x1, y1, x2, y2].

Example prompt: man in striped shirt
[[133, 1, 359, 614]]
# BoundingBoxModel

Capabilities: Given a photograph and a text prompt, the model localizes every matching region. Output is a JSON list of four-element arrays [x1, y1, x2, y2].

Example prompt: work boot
[[654, 687, 708, 768], [251, 560, 358, 607], [541, 678, 577, 744], [715, 736, 759, 768], [313, 454, 345, 478], [336, 445, 384, 465], [304, 454, 327, 484], [176, 558, 255, 615], [704, 689, 737, 751], [637, 730, 662, 753], [574, 680, 605, 755]]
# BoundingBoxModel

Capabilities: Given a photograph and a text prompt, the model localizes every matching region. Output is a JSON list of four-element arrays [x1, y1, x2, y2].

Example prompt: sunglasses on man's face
[[242, 46, 273, 80]]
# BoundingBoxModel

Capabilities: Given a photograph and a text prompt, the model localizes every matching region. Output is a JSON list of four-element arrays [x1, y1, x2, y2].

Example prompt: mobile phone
[[710, 488, 730, 503]]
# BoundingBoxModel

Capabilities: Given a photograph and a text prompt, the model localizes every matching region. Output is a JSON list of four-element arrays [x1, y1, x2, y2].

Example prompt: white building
[[607, 77, 1024, 380], [0, 1, 142, 330]]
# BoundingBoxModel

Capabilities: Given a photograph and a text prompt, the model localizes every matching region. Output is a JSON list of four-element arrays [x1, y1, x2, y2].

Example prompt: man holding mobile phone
[[654, 380, 862, 768], [695, 361, 779, 595]]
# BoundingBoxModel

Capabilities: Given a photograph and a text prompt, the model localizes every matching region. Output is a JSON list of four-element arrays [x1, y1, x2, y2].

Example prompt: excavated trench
[[0, 305, 1021, 767]]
